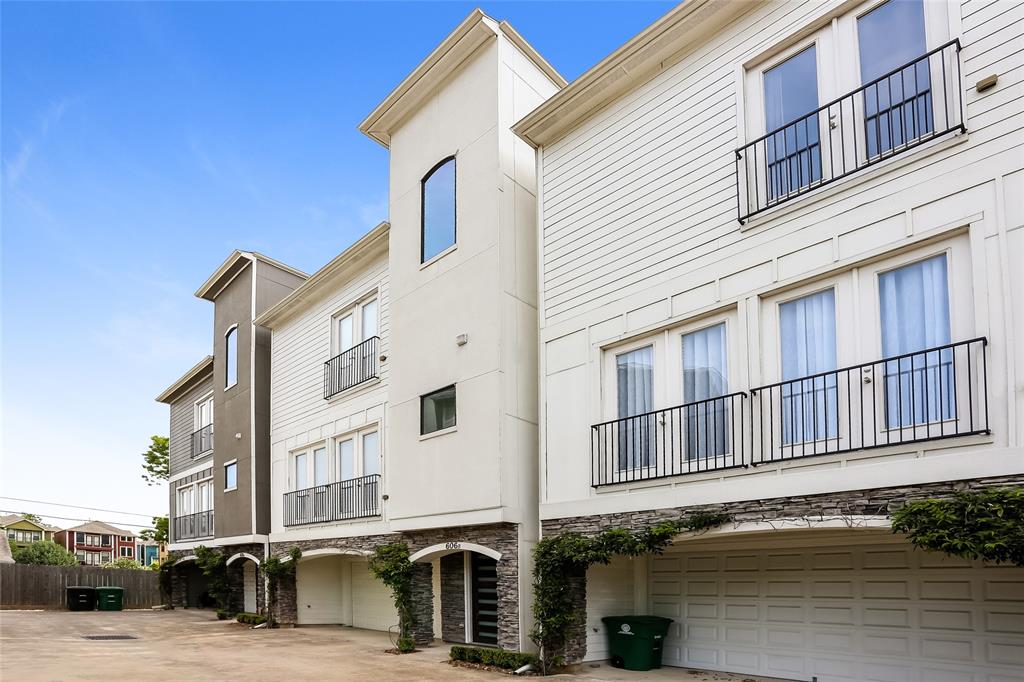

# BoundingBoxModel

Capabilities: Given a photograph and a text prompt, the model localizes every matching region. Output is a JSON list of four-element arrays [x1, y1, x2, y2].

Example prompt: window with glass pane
[[764, 46, 821, 200], [859, 0, 931, 157], [421, 385, 457, 435], [682, 324, 729, 459], [337, 314, 354, 352], [362, 431, 380, 476], [294, 453, 308, 490], [780, 289, 838, 445], [337, 439, 354, 480], [313, 447, 328, 486], [225, 462, 237, 489], [225, 327, 237, 388], [880, 255, 953, 428], [198, 481, 212, 512], [616, 346, 654, 470], [422, 157, 456, 262]]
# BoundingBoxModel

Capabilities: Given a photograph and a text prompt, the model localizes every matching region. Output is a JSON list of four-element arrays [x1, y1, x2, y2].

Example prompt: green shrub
[[396, 636, 415, 653], [11, 541, 77, 566], [235, 612, 267, 625], [215, 609, 234, 620], [450, 645, 538, 670], [102, 557, 143, 570]]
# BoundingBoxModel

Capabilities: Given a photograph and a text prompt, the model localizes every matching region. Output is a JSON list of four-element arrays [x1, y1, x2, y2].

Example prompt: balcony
[[735, 40, 963, 223], [283, 474, 381, 526], [190, 424, 213, 457], [324, 336, 379, 400], [591, 338, 988, 487], [173, 510, 214, 541]]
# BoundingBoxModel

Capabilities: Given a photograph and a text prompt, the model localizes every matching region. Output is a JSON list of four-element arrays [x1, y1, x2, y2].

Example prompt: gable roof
[[513, 0, 742, 148], [194, 250, 308, 302], [0, 515, 46, 531], [64, 521, 133, 536], [255, 222, 390, 329], [155, 355, 214, 404], [358, 8, 565, 148]]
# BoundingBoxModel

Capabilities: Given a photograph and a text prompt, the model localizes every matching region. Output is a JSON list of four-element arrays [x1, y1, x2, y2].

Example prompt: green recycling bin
[[96, 586, 125, 611], [601, 616, 673, 671]]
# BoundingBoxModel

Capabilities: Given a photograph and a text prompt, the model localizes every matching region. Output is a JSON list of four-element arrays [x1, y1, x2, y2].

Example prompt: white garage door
[[351, 559, 398, 632], [296, 557, 345, 625], [650, 536, 1024, 682]]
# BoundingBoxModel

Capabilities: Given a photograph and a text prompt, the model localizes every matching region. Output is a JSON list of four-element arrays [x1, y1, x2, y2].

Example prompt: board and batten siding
[[537, 0, 1024, 514], [168, 374, 214, 476]]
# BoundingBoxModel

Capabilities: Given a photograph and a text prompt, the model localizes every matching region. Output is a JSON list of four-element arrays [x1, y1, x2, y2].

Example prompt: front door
[[470, 554, 498, 646]]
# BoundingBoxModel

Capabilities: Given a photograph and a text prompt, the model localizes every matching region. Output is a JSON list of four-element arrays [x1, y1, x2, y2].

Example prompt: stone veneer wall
[[167, 542, 266, 614], [271, 522, 520, 650], [540, 475, 1024, 663], [440, 553, 466, 643]]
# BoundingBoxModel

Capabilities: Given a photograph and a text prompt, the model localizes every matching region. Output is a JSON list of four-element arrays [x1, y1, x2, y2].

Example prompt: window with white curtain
[[879, 254, 952, 428], [682, 324, 729, 459], [780, 289, 838, 444], [616, 346, 654, 470], [763, 45, 822, 199]]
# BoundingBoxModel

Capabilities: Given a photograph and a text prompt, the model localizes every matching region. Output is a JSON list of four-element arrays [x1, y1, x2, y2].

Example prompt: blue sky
[[1, 1, 674, 532]]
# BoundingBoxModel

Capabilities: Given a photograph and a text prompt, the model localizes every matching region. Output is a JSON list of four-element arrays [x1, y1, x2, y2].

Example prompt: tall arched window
[[421, 156, 456, 263], [225, 326, 238, 388]]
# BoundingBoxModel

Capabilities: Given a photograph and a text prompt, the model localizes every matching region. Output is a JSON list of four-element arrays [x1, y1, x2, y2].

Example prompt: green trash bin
[[601, 616, 673, 671], [96, 586, 125, 611]]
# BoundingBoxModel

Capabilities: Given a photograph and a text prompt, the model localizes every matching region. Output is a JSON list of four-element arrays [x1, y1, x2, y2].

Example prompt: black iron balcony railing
[[590, 338, 988, 487], [324, 336, 379, 400], [283, 474, 382, 526], [174, 510, 214, 541], [750, 337, 988, 465], [735, 40, 963, 223], [190, 424, 213, 457], [591, 393, 748, 486]]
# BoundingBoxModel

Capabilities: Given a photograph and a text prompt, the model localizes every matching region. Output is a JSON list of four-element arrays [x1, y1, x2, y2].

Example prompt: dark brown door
[[471, 554, 498, 645]]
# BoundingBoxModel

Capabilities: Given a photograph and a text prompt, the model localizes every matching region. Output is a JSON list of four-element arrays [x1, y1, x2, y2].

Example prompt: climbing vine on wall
[[891, 488, 1024, 566], [369, 542, 417, 652], [157, 556, 177, 604], [531, 511, 732, 673], [262, 548, 301, 628], [194, 546, 231, 612]]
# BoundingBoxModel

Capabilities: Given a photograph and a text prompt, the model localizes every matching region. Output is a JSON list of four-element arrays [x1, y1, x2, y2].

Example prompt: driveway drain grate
[[82, 635, 137, 640]]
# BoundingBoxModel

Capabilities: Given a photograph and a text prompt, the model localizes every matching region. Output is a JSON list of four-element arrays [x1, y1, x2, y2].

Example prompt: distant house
[[55, 522, 136, 566], [0, 515, 57, 550], [135, 540, 163, 567]]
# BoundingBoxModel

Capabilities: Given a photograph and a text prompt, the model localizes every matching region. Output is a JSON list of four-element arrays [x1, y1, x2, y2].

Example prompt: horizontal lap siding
[[168, 375, 214, 475], [270, 254, 389, 436], [540, 0, 1024, 325]]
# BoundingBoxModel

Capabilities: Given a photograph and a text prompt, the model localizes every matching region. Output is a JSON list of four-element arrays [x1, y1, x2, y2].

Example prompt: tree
[[141, 435, 169, 485], [139, 516, 168, 544], [103, 557, 143, 570], [12, 541, 77, 566], [21, 513, 42, 524]]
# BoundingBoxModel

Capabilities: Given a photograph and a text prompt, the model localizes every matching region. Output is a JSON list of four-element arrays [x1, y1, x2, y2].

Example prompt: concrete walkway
[[0, 609, 788, 681]]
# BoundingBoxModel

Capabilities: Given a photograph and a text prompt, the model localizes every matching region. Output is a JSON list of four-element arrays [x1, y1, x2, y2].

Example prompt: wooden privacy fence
[[0, 564, 161, 610]]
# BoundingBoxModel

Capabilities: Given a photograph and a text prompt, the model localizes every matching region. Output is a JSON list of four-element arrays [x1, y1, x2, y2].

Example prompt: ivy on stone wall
[[262, 548, 301, 628], [157, 556, 177, 604], [891, 487, 1024, 566], [531, 511, 731, 673], [369, 542, 417, 652], [194, 546, 231, 612]]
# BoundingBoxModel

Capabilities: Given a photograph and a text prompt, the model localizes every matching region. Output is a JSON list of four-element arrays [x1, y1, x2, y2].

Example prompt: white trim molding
[[409, 542, 502, 563], [225, 552, 261, 566]]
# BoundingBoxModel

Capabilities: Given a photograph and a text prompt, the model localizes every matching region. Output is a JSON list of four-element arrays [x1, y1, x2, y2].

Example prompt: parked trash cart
[[66, 586, 97, 611], [95, 586, 124, 611], [601, 616, 673, 671]]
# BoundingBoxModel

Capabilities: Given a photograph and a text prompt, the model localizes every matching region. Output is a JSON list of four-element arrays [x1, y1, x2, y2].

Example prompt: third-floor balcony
[[592, 337, 988, 486], [324, 336, 379, 400], [190, 424, 213, 457], [173, 510, 214, 541], [283, 474, 381, 526], [735, 40, 963, 223]]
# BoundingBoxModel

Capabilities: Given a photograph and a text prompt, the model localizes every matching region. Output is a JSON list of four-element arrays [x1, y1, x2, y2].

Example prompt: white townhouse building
[[515, 0, 1024, 679], [257, 10, 563, 650]]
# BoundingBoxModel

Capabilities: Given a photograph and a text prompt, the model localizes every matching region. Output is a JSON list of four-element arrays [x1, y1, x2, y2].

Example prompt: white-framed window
[[119, 535, 133, 542], [225, 325, 238, 389], [120, 546, 133, 558], [421, 386, 456, 435], [421, 156, 456, 263], [100, 552, 111, 564], [224, 461, 237, 491], [76, 552, 86, 563], [194, 393, 214, 431], [176, 485, 194, 516], [332, 295, 379, 356]]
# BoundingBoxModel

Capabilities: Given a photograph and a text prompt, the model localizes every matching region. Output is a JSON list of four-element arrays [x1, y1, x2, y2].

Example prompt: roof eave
[[155, 356, 214, 404]]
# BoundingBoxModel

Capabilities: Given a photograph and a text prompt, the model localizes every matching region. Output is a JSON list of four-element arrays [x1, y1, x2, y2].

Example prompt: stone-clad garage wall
[[167, 542, 266, 613], [271, 522, 520, 650], [540, 475, 1024, 663]]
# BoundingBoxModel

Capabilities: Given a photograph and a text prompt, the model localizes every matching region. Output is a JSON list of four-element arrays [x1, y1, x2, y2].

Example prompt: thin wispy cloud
[[4, 98, 70, 186]]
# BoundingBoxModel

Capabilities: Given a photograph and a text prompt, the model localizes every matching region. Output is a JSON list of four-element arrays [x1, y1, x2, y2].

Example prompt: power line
[[0, 510, 157, 530], [0, 496, 161, 519]]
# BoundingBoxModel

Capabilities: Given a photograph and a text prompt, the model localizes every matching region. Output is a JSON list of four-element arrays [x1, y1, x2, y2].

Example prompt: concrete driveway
[[0, 610, 783, 681]]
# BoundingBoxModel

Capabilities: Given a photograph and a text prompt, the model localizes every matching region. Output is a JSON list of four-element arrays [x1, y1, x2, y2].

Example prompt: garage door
[[296, 557, 344, 625], [650, 535, 1024, 682], [351, 559, 398, 632]]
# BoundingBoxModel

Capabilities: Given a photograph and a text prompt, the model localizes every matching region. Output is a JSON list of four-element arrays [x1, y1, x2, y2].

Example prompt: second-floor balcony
[[190, 424, 213, 457], [735, 40, 963, 223], [173, 510, 214, 541], [324, 336, 379, 400], [592, 337, 988, 486], [283, 474, 381, 526]]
